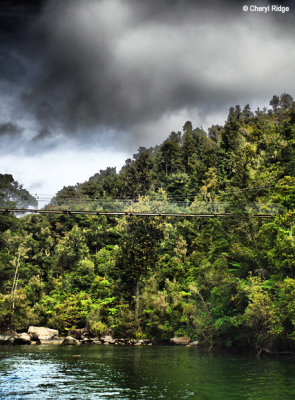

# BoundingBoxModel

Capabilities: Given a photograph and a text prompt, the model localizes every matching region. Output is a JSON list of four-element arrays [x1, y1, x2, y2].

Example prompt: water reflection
[[0, 346, 295, 400]]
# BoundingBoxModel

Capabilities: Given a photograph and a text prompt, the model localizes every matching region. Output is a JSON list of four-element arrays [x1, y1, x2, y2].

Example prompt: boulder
[[40, 339, 63, 345], [117, 340, 126, 345], [170, 337, 190, 345], [189, 341, 199, 347], [92, 340, 102, 345], [61, 336, 80, 345], [0, 331, 16, 345], [101, 335, 115, 344], [28, 326, 59, 341], [68, 328, 88, 340], [134, 340, 145, 346], [14, 333, 31, 345], [81, 338, 92, 344]]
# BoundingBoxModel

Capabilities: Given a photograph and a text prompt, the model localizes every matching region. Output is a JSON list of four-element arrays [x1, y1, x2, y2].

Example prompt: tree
[[118, 148, 153, 198], [270, 95, 280, 111], [81, 167, 119, 198], [242, 104, 253, 121], [55, 225, 90, 272], [208, 125, 223, 143], [156, 132, 182, 176], [0, 174, 37, 208], [280, 93, 293, 109], [114, 198, 164, 332]]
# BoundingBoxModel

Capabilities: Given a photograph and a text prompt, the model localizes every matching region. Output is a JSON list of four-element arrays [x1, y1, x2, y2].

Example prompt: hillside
[[1, 94, 295, 352]]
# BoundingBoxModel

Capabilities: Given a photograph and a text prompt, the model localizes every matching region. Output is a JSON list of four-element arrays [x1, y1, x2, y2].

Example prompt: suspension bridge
[[0, 198, 285, 218]]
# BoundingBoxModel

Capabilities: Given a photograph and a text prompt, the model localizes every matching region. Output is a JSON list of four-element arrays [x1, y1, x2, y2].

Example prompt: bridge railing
[[0, 197, 285, 216], [42, 199, 284, 216]]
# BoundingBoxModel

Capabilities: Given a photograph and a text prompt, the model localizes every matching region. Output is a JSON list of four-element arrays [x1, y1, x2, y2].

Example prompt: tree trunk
[[135, 276, 140, 330], [11, 251, 21, 312]]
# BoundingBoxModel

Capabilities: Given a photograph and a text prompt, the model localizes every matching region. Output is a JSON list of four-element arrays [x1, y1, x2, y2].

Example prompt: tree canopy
[[1, 94, 295, 352]]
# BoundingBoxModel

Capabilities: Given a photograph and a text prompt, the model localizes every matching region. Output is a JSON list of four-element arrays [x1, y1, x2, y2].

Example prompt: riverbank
[[0, 326, 199, 348], [3, 326, 295, 359]]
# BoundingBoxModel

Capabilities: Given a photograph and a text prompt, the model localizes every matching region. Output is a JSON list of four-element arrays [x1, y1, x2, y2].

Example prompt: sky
[[0, 0, 295, 198]]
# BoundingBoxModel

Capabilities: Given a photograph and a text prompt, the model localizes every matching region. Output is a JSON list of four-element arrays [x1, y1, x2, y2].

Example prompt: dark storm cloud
[[0, 121, 26, 155], [0, 121, 58, 156], [5, 0, 295, 149], [32, 127, 53, 142], [0, 122, 23, 137]]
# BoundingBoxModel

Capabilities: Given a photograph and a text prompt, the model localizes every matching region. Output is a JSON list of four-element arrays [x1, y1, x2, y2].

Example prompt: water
[[0, 345, 295, 400]]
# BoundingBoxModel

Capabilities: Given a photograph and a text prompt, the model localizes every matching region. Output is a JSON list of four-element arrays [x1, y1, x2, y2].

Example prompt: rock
[[40, 339, 63, 345], [61, 336, 80, 345], [14, 333, 31, 345], [101, 335, 115, 344], [0, 334, 11, 344], [189, 341, 199, 347], [92, 340, 102, 344], [81, 334, 92, 341], [134, 340, 145, 346], [68, 328, 88, 340], [28, 326, 59, 341], [0, 331, 16, 345], [81, 338, 92, 344], [170, 337, 190, 345]]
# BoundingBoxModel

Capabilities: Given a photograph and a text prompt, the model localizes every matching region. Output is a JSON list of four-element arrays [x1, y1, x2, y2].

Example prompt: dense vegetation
[[1, 94, 295, 352]]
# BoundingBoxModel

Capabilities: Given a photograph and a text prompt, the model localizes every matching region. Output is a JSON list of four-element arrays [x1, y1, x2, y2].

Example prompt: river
[[0, 345, 295, 399]]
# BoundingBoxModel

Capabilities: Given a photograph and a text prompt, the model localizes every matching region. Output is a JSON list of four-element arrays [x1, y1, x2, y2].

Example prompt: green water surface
[[0, 345, 294, 399]]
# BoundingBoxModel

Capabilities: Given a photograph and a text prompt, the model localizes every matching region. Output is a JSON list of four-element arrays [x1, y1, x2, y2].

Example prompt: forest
[[1, 93, 295, 352]]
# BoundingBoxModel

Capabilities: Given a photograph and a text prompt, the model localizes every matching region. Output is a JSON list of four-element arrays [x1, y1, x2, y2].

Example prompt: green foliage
[[0, 174, 37, 208], [0, 290, 39, 331], [1, 95, 295, 352], [39, 291, 94, 333]]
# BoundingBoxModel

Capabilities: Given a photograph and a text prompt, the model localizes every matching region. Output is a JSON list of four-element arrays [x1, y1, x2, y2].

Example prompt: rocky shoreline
[[0, 326, 199, 347]]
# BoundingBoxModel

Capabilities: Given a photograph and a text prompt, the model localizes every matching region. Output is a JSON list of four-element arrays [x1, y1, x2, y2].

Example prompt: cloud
[[32, 127, 53, 142], [0, 146, 128, 197], [0, 120, 58, 156], [4, 0, 295, 152], [0, 0, 294, 195], [0, 122, 23, 137]]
